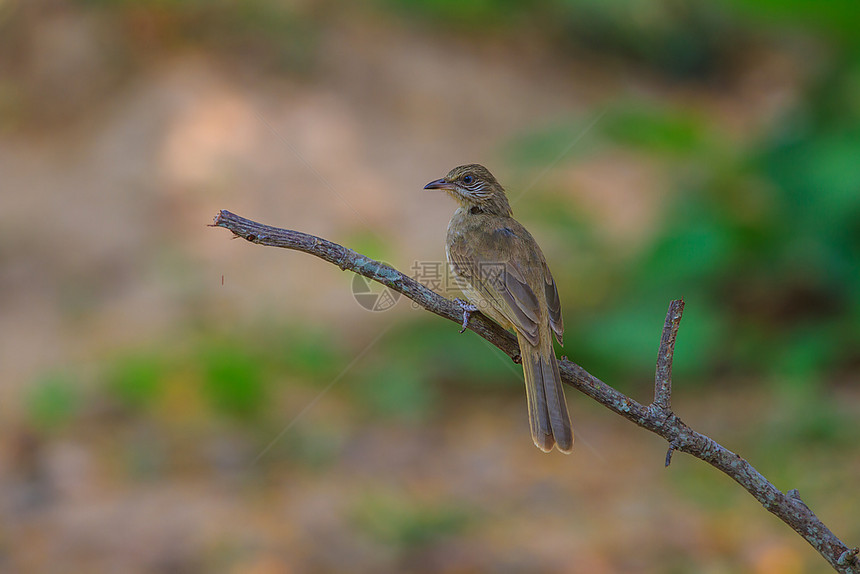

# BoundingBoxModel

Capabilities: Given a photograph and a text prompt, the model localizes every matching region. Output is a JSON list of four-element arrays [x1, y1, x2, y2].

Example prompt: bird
[[424, 164, 573, 453]]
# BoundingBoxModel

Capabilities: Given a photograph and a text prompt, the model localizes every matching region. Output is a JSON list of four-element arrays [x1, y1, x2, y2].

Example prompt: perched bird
[[424, 164, 573, 453]]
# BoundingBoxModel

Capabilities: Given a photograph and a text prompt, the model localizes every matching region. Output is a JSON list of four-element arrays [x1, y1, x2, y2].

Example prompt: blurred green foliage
[[73, 0, 319, 71], [382, 0, 527, 30], [390, 0, 748, 78], [187, 325, 349, 420], [270, 325, 346, 383], [350, 320, 522, 421], [354, 360, 436, 421], [264, 422, 346, 471], [550, 0, 742, 78], [352, 491, 470, 549], [198, 340, 268, 419], [389, 0, 860, 78], [25, 373, 81, 431], [24, 325, 348, 429], [106, 353, 166, 410], [507, 45, 860, 388], [723, 0, 860, 47], [599, 105, 725, 157]]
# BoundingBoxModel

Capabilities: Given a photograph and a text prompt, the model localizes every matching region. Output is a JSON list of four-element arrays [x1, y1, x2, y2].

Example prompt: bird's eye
[[462, 174, 474, 185]]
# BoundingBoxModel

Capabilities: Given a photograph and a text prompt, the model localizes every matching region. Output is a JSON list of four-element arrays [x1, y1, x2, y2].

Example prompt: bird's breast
[[445, 209, 467, 261]]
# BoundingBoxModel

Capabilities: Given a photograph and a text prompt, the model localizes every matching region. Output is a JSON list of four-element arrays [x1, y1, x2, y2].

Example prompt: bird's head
[[424, 164, 512, 216]]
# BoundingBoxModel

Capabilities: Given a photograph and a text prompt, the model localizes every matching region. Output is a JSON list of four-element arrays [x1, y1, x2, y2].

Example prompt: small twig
[[653, 298, 684, 412], [665, 441, 678, 467], [212, 210, 857, 574]]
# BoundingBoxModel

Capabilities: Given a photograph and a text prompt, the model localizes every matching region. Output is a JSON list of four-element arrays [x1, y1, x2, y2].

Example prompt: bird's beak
[[423, 178, 454, 191]]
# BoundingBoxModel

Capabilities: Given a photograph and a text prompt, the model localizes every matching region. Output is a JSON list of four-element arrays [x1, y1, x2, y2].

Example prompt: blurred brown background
[[1, 1, 859, 572]]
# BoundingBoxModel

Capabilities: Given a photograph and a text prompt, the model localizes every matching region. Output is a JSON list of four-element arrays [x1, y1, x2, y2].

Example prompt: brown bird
[[424, 164, 573, 453]]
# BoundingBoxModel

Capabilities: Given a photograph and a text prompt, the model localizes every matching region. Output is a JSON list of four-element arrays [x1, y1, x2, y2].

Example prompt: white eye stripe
[[464, 181, 486, 192]]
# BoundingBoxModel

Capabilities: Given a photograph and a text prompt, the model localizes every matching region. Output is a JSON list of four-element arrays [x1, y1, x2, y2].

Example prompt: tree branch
[[211, 209, 857, 573], [653, 298, 683, 412]]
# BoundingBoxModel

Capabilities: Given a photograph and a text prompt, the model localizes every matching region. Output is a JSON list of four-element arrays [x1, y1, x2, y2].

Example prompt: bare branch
[[212, 210, 858, 574], [653, 298, 684, 412]]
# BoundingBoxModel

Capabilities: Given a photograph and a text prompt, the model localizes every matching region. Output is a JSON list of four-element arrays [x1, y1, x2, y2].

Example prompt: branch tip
[[653, 298, 685, 412]]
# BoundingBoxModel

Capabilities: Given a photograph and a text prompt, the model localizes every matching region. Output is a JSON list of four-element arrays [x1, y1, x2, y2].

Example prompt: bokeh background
[[1, 1, 859, 572]]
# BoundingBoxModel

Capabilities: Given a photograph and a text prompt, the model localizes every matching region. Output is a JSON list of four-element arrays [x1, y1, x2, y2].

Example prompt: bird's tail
[[518, 332, 574, 453]]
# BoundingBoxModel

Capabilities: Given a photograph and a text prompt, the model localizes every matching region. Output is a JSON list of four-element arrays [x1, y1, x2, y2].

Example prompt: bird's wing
[[448, 227, 545, 346], [544, 265, 564, 346]]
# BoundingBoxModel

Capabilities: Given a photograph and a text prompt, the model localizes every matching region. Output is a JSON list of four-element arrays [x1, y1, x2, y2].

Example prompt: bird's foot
[[453, 298, 478, 333]]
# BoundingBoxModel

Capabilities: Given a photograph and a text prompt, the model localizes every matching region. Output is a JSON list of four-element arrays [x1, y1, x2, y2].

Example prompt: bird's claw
[[453, 298, 478, 333]]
